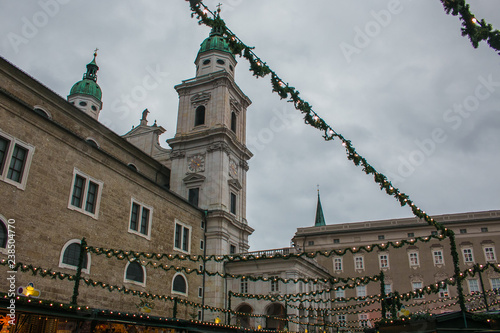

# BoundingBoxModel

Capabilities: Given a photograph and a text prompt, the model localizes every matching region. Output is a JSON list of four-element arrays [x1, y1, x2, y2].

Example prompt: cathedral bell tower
[[167, 24, 254, 312], [168, 24, 254, 253], [68, 51, 103, 119]]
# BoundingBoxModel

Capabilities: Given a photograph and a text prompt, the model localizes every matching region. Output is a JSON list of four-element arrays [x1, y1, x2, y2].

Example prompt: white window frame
[[59, 239, 91, 274], [335, 288, 345, 301], [468, 279, 480, 293], [356, 285, 367, 299], [412, 281, 424, 299], [0, 215, 8, 254], [462, 248, 474, 264], [379, 253, 389, 269], [490, 278, 500, 290], [67, 168, 103, 219], [433, 249, 445, 266], [484, 246, 497, 262], [354, 255, 364, 270], [128, 198, 152, 240], [384, 283, 392, 295], [438, 285, 449, 298], [337, 314, 346, 326], [359, 314, 370, 328], [0, 130, 35, 190], [171, 272, 188, 296], [173, 219, 192, 254], [408, 251, 420, 267], [333, 257, 343, 272], [270, 275, 280, 292], [241, 280, 248, 294], [123, 261, 146, 287]]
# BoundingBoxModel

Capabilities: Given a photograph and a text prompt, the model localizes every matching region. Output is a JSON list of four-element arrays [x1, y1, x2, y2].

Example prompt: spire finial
[[216, 3, 222, 13], [94, 48, 99, 57]]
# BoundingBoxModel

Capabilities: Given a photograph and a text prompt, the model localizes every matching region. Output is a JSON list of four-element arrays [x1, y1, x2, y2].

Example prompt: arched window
[[172, 273, 187, 295], [128, 163, 138, 172], [0, 220, 7, 248], [194, 106, 205, 126], [33, 107, 50, 119], [231, 112, 237, 132], [59, 240, 90, 273], [86, 138, 99, 149], [125, 261, 145, 285]]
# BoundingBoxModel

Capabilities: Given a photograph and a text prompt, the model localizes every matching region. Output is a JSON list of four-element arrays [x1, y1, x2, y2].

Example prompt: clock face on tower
[[188, 154, 205, 173]]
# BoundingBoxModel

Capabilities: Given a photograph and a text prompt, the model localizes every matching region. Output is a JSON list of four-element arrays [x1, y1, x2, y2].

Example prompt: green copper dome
[[197, 26, 234, 58], [69, 53, 102, 101]]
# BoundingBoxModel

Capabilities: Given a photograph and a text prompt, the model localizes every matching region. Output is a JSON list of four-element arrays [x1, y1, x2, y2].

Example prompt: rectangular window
[[481, 227, 489, 233], [335, 288, 345, 301], [230, 244, 236, 254], [484, 247, 496, 262], [270, 276, 279, 292], [188, 188, 199, 206], [200, 239, 204, 250], [409, 252, 419, 266], [431, 230, 438, 236], [241, 280, 248, 294], [334, 257, 342, 271], [359, 314, 369, 328], [68, 169, 103, 218], [198, 287, 203, 298], [379, 254, 389, 269], [333, 238, 340, 244], [433, 249, 444, 265], [128, 200, 152, 238], [378, 235, 385, 240], [460, 228, 467, 234], [230, 192, 237, 214], [356, 285, 367, 299], [412, 281, 423, 299], [491, 278, 500, 290], [337, 315, 346, 326], [407, 232, 415, 238], [0, 131, 34, 190], [174, 221, 191, 253], [463, 248, 474, 263], [354, 256, 364, 270], [384, 284, 392, 295], [469, 279, 480, 293], [438, 286, 449, 298]]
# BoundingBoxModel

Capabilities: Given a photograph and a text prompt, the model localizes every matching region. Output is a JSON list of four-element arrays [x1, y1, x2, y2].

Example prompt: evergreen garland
[[440, 0, 500, 54]]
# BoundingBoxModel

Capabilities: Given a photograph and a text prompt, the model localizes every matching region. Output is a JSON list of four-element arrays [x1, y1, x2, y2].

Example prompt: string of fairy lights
[[2, 251, 500, 328], [439, 0, 500, 54], [87, 233, 446, 263]]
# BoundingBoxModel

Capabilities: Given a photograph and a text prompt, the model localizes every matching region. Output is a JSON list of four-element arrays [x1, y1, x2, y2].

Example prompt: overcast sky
[[1, 1, 499, 251]]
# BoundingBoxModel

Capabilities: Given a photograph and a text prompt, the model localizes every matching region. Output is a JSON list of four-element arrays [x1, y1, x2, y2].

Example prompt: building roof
[[314, 191, 326, 226], [197, 25, 234, 59], [69, 52, 102, 101]]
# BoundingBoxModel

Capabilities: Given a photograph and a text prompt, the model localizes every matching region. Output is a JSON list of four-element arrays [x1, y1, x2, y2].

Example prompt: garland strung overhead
[[440, 0, 500, 54], [87, 233, 445, 263], [187, 1, 447, 234]]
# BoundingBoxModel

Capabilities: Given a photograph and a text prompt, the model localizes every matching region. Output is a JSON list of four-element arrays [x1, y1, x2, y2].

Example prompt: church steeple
[[314, 188, 326, 226], [68, 50, 103, 120]]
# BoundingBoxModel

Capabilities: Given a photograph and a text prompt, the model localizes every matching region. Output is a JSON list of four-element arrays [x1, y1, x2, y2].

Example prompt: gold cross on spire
[[94, 48, 99, 57], [216, 3, 222, 13]]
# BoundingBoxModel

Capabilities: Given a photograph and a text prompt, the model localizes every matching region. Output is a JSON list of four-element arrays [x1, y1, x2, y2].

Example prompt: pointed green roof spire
[[315, 187, 326, 227]]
